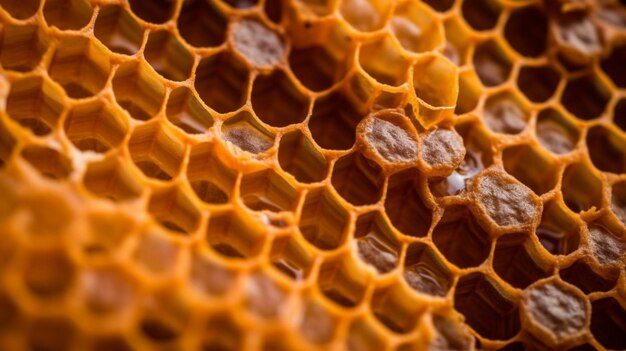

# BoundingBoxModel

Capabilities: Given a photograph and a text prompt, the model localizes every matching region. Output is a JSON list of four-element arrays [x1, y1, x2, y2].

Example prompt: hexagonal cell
[[432, 205, 491, 268], [340, 0, 390, 32], [80, 266, 136, 317], [371, 284, 424, 333], [561, 74, 610, 120], [299, 187, 349, 250], [611, 181, 626, 225], [614, 98, 626, 132], [503, 144, 558, 195], [484, 91, 530, 135], [166, 87, 213, 134], [245, 271, 286, 319], [23, 248, 74, 297], [189, 251, 235, 296], [560, 259, 618, 294], [429, 314, 474, 351], [26, 317, 76, 351], [346, 318, 386, 351], [359, 109, 419, 165], [187, 143, 237, 205], [43, 0, 93, 30], [561, 162, 603, 213], [206, 209, 266, 259], [250, 70, 309, 127], [20, 145, 73, 180], [195, 51, 249, 114], [94, 5, 143, 56], [359, 35, 409, 86], [318, 256, 368, 308], [112, 62, 165, 121], [473, 39, 512, 87], [278, 130, 327, 183], [411, 53, 458, 126], [391, 1, 443, 53], [231, 19, 284, 68], [587, 125, 626, 174], [536, 200, 580, 256], [240, 169, 297, 212], [309, 90, 364, 150], [517, 64, 561, 103], [6, 75, 64, 136], [462, 0, 501, 31], [403, 242, 452, 297], [0, 24, 49, 72], [139, 305, 185, 344], [504, 6, 548, 57], [454, 273, 520, 341], [64, 100, 127, 153], [601, 42, 626, 88], [83, 155, 143, 201], [590, 298, 626, 350], [128, 123, 185, 181], [536, 108, 579, 155], [385, 169, 432, 237], [178, 0, 227, 48], [222, 111, 274, 154], [201, 314, 244, 350], [148, 186, 201, 235], [553, 12, 602, 64], [128, 0, 173, 24], [83, 209, 135, 255], [331, 152, 384, 206], [270, 235, 313, 280], [0, 0, 39, 19], [455, 69, 482, 114], [144, 30, 193, 81], [492, 234, 552, 289], [587, 219, 625, 266], [298, 299, 338, 344], [353, 211, 400, 274], [420, 128, 465, 175]]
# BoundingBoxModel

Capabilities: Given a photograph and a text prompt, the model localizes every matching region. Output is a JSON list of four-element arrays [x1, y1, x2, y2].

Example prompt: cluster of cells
[[0, 0, 626, 350]]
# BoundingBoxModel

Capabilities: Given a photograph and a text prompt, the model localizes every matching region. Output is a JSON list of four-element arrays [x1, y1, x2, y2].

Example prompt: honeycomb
[[1, 0, 626, 350]]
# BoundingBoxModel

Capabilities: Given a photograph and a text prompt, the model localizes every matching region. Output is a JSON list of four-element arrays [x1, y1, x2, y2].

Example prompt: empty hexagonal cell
[[128, 123, 185, 181], [222, 111, 274, 154], [432, 205, 491, 268], [0, 0, 39, 19], [189, 250, 236, 296], [6, 75, 64, 136], [536, 200, 580, 256], [391, 1, 443, 53], [412, 54, 458, 126], [206, 209, 265, 259], [43, 0, 93, 30], [0, 24, 49, 72], [492, 234, 552, 289], [26, 317, 76, 351], [454, 273, 520, 340], [148, 186, 201, 235], [331, 152, 384, 206], [80, 266, 136, 316], [504, 6, 548, 57], [195, 51, 249, 114], [590, 298, 626, 350], [178, 0, 227, 48], [299, 187, 349, 250], [587, 219, 625, 266], [112, 62, 165, 121], [20, 145, 73, 180], [359, 35, 409, 86], [517, 64, 561, 103], [523, 280, 588, 344], [403, 242, 452, 297], [270, 235, 313, 280], [560, 259, 618, 294], [128, 0, 173, 24], [611, 181, 626, 225], [231, 19, 284, 68], [553, 12, 602, 64], [83, 155, 143, 201], [561, 162, 603, 213], [250, 70, 309, 127], [503, 144, 558, 195], [166, 87, 213, 134], [278, 130, 327, 183], [587, 125, 626, 174], [240, 169, 297, 212], [371, 283, 424, 333], [601, 42, 626, 88], [536, 108, 579, 155], [561, 74, 610, 120], [94, 5, 143, 56], [615, 98, 626, 132], [385, 169, 432, 237], [245, 271, 286, 319], [353, 211, 400, 274], [144, 30, 193, 81], [318, 256, 368, 308], [187, 143, 237, 205], [461, 0, 501, 31], [473, 40, 512, 87], [340, 0, 390, 32], [309, 90, 364, 150], [23, 248, 74, 297], [139, 312, 183, 343], [64, 100, 127, 153]]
